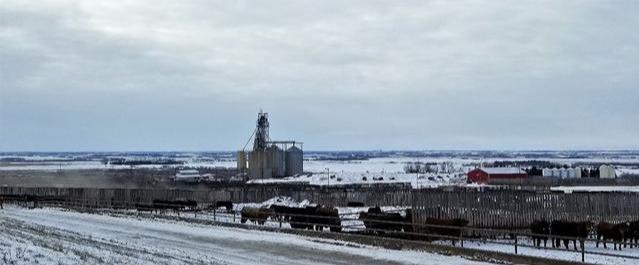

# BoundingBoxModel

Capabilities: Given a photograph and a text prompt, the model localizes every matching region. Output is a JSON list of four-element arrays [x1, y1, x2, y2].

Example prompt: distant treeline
[[102, 158, 184, 166], [403, 161, 456, 174], [0, 157, 86, 163], [489, 160, 564, 168], [312, 154, 371, 161]]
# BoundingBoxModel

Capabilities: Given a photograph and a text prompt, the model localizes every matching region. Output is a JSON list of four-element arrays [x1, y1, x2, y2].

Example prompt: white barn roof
[[480, 167, 525, 175]]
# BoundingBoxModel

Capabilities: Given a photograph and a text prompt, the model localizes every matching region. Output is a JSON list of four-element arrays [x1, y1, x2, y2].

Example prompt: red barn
[[467, 168, 528, 184]]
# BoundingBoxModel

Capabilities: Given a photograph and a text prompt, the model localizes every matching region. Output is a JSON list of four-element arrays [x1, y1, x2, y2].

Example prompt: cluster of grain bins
[[239, 145, 303, 179], [599, 165, 616, 179], [542, 165, 616, 179], [542, 167, 582, 178], [237, 111, 304, 180]]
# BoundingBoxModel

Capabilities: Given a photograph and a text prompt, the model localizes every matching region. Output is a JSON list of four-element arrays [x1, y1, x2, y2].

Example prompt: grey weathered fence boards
[[0, 185, 413, 208], [2, 186, 638, 229], [412, 189, 639, 229]]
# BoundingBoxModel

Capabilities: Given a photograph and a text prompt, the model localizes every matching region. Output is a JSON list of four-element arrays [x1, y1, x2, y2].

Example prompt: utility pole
[[326, 168, 330, 187]]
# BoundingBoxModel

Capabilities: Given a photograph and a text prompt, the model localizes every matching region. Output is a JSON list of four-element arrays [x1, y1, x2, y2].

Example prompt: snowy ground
[[0, 206, 489, 265], [456, 238, 639, 265], [551, 186, 639, 193], [247, 171, 466, 188]]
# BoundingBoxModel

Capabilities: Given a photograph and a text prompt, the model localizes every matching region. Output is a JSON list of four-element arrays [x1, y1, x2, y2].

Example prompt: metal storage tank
[[551, 168, 560, 178], [237, 151, 247, 171], [285, 146, 303, 176], [599, 165, 616, 179], [574, 167, 582, 178], [567, 168, 576, 178], [268, 145, 286, 178], [249, 150, 272, 179], [542, 168, 552, 177]]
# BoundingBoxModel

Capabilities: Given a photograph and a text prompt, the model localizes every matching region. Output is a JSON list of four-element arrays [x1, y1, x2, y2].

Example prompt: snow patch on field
[[0, 206, 489, 265]]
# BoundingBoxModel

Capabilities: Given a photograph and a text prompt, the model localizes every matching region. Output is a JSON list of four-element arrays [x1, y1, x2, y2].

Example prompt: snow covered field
[[458, 239, 639, 265], [0, 206, 489, 265]]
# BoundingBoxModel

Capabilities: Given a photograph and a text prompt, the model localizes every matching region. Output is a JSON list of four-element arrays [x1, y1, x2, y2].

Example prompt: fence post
[[581, 241, 585, 263], [514, 234, 518, 254], [213, 209, 216, 221]]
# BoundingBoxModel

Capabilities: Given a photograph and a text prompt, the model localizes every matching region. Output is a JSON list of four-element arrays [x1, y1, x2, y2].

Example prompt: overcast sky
[[1, 0, 638, 151]]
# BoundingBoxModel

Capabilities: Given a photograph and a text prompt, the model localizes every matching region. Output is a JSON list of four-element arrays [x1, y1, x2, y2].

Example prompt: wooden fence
[[0, 185, 413, 208], [3, 186, 638, 229], [412, 189, 639, 229]]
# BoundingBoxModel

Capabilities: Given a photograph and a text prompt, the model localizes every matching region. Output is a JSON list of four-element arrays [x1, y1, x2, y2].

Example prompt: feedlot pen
[[2, 186, 639, 229], [3, 185, 639, 264]]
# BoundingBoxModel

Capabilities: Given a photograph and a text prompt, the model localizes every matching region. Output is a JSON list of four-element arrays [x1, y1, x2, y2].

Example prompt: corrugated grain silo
[[237, 151, 247, 171], [249, 150, 272, 179], [599, 165, 616, 179], [285, 146, 303, 176], [269, 145, 286, 177], [574, 167, 582, 178]]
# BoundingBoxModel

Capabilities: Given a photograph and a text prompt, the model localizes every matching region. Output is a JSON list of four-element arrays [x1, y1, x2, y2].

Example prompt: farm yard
[[0, 206, 490, 265], [3, 189, 639, 265], [2, 151, 639, 264]]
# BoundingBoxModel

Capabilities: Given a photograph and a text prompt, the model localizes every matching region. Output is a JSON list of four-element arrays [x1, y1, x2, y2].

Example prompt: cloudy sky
[[1, 0, 638, 151]]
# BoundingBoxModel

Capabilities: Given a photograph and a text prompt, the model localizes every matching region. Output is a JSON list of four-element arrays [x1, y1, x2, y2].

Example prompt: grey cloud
[[0, 0, 638, 151]]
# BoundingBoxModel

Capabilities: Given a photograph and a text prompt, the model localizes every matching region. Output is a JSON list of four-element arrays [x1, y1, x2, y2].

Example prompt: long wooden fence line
[[411, 190, 639, 229], [0, 185, 413, 208], [3, 186, 639, 229]]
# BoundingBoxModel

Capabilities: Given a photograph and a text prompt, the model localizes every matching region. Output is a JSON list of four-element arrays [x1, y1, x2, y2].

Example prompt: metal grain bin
[[269, 145, 286, 178], [285, 146, 303, 176]]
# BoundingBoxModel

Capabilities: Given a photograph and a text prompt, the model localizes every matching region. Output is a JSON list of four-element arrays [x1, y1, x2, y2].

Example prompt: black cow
[[280, 205, 341, 232], [347, 202, 365, 207], [215, 201, 233, 212], [551, 221, 593, 250], [312, 206, 341, 232], [627, 220, 639, 248], [270, 205, 296, 221], [596, 222, 628, 250], [288, 206, 317, 230], [153, 199, 185, 214], [422, 218, 469, 246], [359, 208, 405, 234], [404, 209, 413, 233], [530, 220, 551, 247]]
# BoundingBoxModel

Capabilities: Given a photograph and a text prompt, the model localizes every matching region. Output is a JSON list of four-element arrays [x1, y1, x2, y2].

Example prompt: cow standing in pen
[[422, 218, 469, 246], [530, 220, 550, 248], [550, 221, 593, 250], [596, 222, 629, 250]]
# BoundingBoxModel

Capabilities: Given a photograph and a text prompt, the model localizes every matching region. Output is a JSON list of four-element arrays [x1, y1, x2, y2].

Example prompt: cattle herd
[[2, 195, 639, 254], [530, 220, 639, 251]]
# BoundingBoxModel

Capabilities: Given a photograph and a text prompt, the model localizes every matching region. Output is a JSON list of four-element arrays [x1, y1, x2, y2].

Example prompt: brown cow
[[596, 222, 629, 250], [241, 207, 274, 225]]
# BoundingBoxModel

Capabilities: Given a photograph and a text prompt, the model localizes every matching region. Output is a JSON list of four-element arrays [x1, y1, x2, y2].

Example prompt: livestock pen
[[2, 195, 639, 264]]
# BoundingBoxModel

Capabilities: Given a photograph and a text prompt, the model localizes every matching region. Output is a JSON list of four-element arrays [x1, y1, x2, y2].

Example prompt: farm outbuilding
[[599, 165, 616, 179], [542, 167, 582, 178], [467, 167, 528, 184]]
